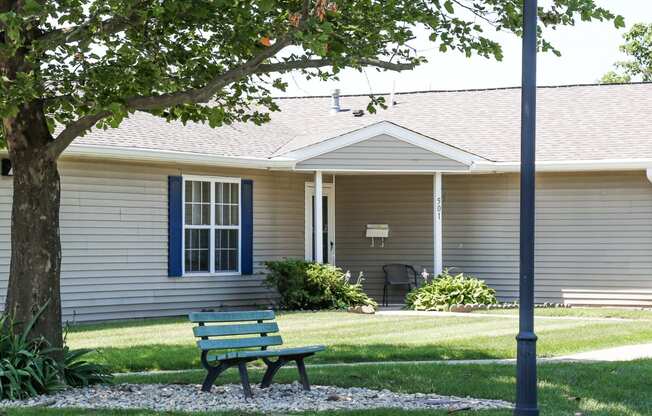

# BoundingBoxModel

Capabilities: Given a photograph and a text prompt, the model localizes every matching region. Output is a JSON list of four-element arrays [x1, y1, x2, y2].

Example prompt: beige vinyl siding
[[443, 171, 652, 306], [0, 160, 309, 322], [296, 134, 469, 171], [335, 175, 434, 303]]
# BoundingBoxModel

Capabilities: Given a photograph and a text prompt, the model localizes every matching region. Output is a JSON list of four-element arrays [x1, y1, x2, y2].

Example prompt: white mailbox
[[366, 224, 389, 247]]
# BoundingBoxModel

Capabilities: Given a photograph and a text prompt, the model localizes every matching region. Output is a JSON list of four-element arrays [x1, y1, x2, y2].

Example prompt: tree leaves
[[602, 23, 652, 83], [0, 0, 623, 150]]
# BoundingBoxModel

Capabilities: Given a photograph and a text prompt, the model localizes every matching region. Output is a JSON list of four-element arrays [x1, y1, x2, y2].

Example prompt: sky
[[278, 1, 652, 97]]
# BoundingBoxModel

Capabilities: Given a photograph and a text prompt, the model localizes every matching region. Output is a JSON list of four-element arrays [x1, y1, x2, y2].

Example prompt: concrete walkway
[[557, 343, 652, 362], [375, 309, 637, 322], [115, 343, 652, 378]]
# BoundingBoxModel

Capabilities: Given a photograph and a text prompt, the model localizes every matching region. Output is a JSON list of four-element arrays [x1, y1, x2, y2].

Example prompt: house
[[1, 82, 652, 322]]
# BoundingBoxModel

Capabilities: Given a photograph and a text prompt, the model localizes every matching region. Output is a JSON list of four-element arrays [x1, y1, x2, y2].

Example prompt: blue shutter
[[168, 176, 183, 277], [241, 179, 254, 275]]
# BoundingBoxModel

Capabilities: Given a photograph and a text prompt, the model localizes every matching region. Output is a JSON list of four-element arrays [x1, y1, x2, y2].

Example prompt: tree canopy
[[602, 23, 652, 84], [1, 0, 623, 153]]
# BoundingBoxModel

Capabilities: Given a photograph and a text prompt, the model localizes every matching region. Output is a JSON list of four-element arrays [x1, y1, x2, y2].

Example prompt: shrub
[[0, 305, 112, 400], [265, 259, 377, 310], [405, 269, 497, 311]]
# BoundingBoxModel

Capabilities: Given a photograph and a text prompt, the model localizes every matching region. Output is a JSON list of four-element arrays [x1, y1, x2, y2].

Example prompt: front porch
[[288, 122, 481, 304], [306, 173, 444, 304]]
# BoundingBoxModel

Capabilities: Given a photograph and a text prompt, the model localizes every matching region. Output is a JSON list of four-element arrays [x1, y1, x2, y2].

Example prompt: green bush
[[405, 270, 497, 311], [265, 259, 377, 310], [0, 305, 112, 400]]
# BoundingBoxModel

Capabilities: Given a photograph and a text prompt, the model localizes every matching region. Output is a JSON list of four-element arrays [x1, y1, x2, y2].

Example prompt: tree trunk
[[3, 101, 63, 354]]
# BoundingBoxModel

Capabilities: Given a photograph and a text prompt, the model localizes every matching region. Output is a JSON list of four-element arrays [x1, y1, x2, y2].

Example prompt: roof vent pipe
[[330, 89, 341, 114]]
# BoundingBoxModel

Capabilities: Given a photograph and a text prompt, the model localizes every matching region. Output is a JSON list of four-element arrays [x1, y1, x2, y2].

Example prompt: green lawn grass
[[473, 307, 652, 320], [67, 310, 652, 372], [7, 360, 652, 416]]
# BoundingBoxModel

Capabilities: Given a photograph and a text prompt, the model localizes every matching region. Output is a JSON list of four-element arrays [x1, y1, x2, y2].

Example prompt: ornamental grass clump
[[405, 270, 497, 311], [0, 304, 112, 400], [265, 259, 377, 310]]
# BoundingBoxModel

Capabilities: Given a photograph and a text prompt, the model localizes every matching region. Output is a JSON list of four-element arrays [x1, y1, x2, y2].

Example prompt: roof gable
[[282, 121, 484, 171]]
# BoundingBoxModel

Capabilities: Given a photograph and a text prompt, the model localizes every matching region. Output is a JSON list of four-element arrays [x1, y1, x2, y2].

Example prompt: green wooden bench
[[190, 310, 325, 398]]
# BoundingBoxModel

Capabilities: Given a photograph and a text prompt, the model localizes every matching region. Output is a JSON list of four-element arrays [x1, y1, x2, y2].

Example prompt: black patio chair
[[382, 264, 419, 307]]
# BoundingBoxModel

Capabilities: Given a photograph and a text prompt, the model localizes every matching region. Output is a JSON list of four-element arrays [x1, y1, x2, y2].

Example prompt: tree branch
[[38, 3, 146, 47], [256, 58, 415, 73], [48, 45, 414, 158]]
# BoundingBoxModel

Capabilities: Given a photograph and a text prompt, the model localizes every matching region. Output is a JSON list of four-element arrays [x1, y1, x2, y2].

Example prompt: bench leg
[[260, 358, 287, 389], [238, 361, 253, 399], [201, 362, 228, 392], [296, 358, 310, 391]]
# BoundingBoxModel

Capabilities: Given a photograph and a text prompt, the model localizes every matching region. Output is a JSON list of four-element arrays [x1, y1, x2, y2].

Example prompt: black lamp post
[[515, 0, 539, 415]]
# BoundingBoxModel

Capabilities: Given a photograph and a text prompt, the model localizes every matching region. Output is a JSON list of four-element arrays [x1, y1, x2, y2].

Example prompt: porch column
[[314, 171, 324, 263], [434, 172, 443, 275]]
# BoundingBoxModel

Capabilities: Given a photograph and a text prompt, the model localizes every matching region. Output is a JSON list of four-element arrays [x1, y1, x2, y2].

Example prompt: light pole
[[515, 0, 539, 415]]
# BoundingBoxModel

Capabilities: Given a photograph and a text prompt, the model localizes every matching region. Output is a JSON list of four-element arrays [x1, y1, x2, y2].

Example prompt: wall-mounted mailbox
[[366, 224, 389, 247]]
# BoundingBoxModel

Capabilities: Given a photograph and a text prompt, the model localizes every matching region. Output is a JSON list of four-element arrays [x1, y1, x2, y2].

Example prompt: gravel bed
[[0, 382, 512, 413]]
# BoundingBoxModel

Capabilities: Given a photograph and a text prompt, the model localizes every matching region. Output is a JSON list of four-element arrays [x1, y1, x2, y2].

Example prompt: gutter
[[472, 159, 652, 173], [61, 144, 296, 170], [3, 145, 651, 174]]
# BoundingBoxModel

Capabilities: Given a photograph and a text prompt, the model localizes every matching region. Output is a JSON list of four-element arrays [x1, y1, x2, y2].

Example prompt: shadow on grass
[[93, 343, 504, 373]]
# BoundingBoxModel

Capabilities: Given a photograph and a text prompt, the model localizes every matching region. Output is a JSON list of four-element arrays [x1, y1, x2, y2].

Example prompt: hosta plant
[[405, 270, 497, 311]]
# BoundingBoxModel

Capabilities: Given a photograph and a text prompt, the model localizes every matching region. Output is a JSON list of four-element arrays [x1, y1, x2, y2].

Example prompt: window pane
[[202, 182, 210, 203], [230, 206, 239, 226], [222, 183, 231, 204], [231, 184, 239, 204], [184, 203, 192, 225], [192, 181, 201, 202], [192, 205, 200, 225], [215, 183, 223, 204], [185, 229, 209, 273], [215, 229, 239, 272], [228, 250, 238, 272], [215, 205, 223, 226]]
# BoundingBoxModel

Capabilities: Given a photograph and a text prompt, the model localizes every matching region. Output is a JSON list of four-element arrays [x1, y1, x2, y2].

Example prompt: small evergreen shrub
[[405, 270, 497, 311], [0, 305, 112, 400], [265, 259, 377, 310]]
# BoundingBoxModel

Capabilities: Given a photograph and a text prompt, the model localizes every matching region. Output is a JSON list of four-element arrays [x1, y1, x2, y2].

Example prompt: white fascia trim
[[472, 158, 652, 173], [63, 144, 295, 169], [278, 121, 485, 166]]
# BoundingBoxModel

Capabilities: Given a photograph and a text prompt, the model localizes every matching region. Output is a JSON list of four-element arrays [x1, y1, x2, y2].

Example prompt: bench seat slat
[[209, 345, 326, 361], [189, 310, 275, 323], [193, 323, 279, 338], [197, 335, 283, 350]]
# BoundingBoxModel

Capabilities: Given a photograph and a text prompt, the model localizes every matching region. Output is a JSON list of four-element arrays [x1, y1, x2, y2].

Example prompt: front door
[[305, 183, 335, 264]]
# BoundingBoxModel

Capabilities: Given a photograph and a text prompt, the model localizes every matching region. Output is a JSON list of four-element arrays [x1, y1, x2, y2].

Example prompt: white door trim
[[305, 182, 336, 264]]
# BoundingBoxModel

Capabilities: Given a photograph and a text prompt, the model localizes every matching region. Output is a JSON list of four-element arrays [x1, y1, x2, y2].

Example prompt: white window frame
[[182, 175, 242, 276]]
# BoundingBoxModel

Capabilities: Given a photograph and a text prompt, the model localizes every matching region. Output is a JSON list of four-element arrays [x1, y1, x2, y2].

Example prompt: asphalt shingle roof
[[74, 82, 652, 163]]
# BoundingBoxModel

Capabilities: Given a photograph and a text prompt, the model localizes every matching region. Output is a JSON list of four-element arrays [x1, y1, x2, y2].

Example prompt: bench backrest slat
[[193, 323, 279, 338], [197, 335, 283, 350], [189, 310, 275, 323]]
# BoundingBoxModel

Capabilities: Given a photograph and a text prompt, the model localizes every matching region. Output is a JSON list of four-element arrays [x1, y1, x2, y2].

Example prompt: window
[[183, 177, 240, 274]]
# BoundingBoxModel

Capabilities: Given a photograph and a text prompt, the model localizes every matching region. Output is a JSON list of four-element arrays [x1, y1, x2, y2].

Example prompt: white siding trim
[[181, 175, 242, 276], [434, 173, 443, 275], [280, 121, 483, 166], [314, 171, 324, 264]]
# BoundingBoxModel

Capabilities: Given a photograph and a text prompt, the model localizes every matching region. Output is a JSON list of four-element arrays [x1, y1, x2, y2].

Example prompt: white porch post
[[434, 172, 443, 275], [314, 171, 324, 263]]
